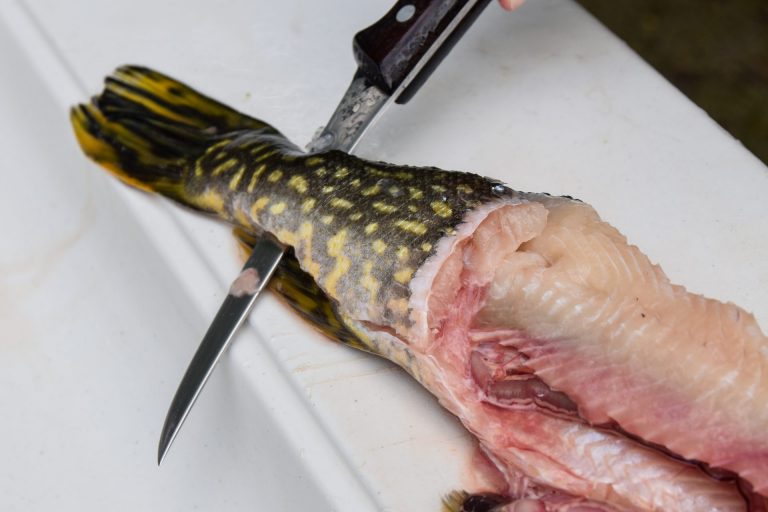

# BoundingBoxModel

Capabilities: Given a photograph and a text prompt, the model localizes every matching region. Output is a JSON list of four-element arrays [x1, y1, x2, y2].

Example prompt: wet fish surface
[[71, 66, 768, 511]]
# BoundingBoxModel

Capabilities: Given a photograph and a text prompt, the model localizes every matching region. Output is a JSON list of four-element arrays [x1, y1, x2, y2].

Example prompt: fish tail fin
[[70, 65, 274, 201]]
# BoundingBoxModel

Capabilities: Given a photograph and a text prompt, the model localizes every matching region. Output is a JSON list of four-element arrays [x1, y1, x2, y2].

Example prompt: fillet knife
[[158, 0, 493, 464]]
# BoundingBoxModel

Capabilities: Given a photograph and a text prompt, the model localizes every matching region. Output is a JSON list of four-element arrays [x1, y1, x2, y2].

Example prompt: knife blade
[[157, 236, 284, 464], [158, 0, 493, 465]]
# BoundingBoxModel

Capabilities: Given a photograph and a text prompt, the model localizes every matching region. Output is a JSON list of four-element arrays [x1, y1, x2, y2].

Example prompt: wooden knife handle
[[353, 0, 492, 104]]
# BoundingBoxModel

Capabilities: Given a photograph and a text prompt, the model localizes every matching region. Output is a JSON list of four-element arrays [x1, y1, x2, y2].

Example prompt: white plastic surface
[[1, 1, 766, 511]]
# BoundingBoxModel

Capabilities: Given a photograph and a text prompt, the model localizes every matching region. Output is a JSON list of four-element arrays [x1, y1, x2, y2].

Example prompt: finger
[[498, 0, 526, 11]]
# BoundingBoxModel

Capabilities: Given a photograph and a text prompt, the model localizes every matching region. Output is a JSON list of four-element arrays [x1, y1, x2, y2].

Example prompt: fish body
[[72, 66, 768, 511]]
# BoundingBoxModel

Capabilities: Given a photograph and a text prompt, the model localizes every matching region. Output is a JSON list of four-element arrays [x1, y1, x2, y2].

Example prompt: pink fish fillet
[[396, 194, 767, 510]]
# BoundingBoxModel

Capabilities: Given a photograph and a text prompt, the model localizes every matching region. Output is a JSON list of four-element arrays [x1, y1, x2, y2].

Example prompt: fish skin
[[191, 142, 515, 338], [71, 65, 516, 339], [71, 66, 767, 510]]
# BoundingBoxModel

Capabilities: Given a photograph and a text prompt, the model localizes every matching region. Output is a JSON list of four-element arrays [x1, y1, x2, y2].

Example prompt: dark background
[[578, 0, 768, 165]]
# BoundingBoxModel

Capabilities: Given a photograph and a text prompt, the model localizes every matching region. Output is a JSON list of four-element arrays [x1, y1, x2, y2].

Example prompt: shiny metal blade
[[157, 236, 285, 464], [305, 73, 390, 154]]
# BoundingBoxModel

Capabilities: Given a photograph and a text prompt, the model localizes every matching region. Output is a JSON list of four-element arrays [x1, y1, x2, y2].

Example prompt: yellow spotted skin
[[234, 228, 424, 380], [233, 229, 371, 352], [71, 65, 516, 338], [186, 143, 511, 330]]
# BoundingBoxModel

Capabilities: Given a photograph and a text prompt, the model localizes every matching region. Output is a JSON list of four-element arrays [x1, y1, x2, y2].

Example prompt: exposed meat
[[469, 343, 578, 414], [408, 198, 766, 510]]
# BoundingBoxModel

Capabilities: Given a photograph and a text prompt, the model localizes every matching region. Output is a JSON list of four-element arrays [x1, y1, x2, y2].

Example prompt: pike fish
[[71, 66, 768, 511]]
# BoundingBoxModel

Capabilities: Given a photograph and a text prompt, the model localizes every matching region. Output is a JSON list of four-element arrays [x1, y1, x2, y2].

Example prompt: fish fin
[[232, 228, 373, 353], [70, 65, 276, 202], [442, 490, 511, 512], [442, 491, 470, 512]]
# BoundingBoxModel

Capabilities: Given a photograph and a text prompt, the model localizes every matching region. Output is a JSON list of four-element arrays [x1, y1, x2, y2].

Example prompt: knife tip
[[157, 418, 177, 466], [157, 446, 167, 466]]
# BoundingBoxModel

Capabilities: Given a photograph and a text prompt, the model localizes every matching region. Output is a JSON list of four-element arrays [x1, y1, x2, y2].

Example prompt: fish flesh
[[71, 66, 768, 511]]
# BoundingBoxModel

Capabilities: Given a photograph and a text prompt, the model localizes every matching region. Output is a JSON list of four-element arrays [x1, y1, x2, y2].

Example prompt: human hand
[[498, 0, 525, 11]]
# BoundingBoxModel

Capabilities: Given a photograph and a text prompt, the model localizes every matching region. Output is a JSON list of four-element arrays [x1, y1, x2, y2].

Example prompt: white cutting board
[[1, 0, 766, 511]]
